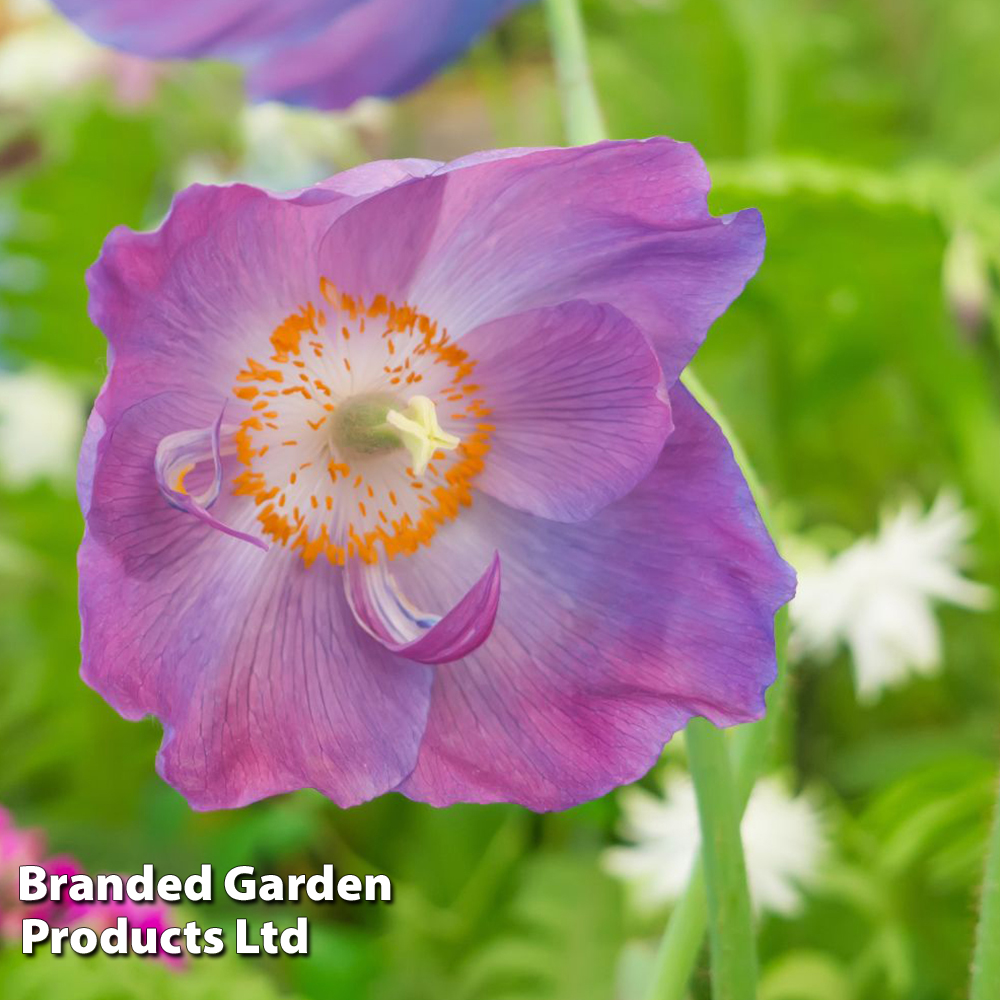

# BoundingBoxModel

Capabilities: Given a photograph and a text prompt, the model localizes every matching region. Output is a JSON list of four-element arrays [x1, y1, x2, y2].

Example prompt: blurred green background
[[1, 0, 999, 997]]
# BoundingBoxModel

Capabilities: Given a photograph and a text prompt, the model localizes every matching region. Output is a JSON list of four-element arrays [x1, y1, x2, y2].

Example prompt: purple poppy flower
[[51, 0, 530, 109], [78, 139, 794, 812]]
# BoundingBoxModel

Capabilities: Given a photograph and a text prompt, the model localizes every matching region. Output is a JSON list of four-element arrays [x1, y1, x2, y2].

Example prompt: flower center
[[329, 393, 461, 476], [230, 280, 492, 567]]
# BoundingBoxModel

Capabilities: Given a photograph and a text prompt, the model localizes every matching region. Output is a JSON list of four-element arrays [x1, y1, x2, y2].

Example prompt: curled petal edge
[[153, 407, 269, 552], [345, 552, 501, 665]]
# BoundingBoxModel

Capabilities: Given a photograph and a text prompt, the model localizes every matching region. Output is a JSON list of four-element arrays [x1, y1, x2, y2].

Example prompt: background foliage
[[1, 0, 999, 997]]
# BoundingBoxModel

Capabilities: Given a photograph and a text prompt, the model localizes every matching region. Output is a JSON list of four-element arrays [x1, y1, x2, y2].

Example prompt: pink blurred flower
[[0, 806, 178, 966], [0, 810, 86, 936], [79, 892, 183, 967], [0, 805, 47, 938]]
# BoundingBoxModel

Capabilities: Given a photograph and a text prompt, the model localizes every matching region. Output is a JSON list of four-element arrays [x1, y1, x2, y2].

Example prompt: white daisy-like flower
[[0, 367, 84, 489], [605, 773, 825, 917], [789, 492, 992, 702]]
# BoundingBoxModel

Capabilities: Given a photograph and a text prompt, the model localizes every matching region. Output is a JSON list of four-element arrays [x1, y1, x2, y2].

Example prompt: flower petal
[[86, 162, 438, 411], [153, 407, 269, 551], [53, 0, 337, 60], [52, 0, 527, 109], [461, 301, 672, 521], [395, 384, 795, 810], [344, 552, 501, 664], [246, 0, 530, 109], [80, 391, 433, 809], [320, 139, 764, 384]]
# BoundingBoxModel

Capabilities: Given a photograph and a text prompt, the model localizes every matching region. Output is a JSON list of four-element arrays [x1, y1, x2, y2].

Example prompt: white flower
[[789, 492, 992, 701], [0, 368, 84, 489], [605, 773, 825, 917]]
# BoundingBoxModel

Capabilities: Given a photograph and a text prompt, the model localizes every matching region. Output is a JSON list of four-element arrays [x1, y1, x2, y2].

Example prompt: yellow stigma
[[385, 395, 461, 476]]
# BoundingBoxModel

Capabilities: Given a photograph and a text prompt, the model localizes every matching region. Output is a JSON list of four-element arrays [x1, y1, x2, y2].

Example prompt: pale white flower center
[[229, 280, 493, 567]]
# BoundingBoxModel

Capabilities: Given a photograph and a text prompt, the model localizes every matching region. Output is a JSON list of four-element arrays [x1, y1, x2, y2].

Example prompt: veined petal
[[345, 553, 501, 664], [80, 392, 432, 809], [86, 163, 440, 414], [397, 385, 795, 810], [461, 301, 672, 521], [321, 139, 764, 385]]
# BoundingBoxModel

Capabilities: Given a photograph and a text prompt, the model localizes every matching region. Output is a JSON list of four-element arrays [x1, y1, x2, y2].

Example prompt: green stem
[[644, 607, 789, 1000], [971, 776, 1000, 1000], [541, 6, 778, 999], [686, 720, 759, 1000], [541, 0, 606, 145], [645, 862, 710, 1000], [715, 0, 782, 155]]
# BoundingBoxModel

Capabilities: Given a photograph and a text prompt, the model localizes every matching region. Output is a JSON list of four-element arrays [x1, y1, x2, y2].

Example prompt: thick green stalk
[[542, 0, 606, 145], [687, 720, 759, 1000], [715, 0, 782, 155], [970, 776, 1000, 999], [541, 5, 782, 999], [646, 861, 710, 1000], [645, 607, 789, 1000]]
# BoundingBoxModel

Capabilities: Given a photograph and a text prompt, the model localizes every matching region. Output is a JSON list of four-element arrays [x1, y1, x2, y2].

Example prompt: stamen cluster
[[230, 281, 493, 566]]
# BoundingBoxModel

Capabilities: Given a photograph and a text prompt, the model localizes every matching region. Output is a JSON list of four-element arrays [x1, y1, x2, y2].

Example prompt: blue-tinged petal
[[395, 385, 795, 810], [76, 142, 783, 814], [52, 0, 530, 109]]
